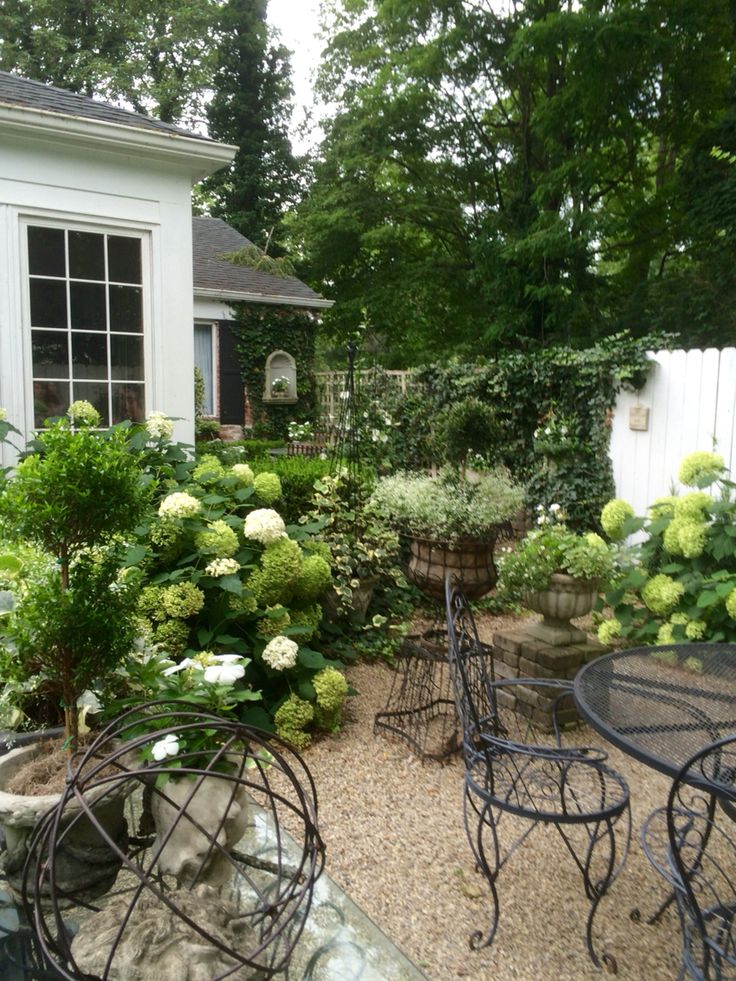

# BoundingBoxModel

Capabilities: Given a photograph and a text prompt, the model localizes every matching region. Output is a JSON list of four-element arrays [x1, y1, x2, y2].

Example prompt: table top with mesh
[[574, 644, 736, 778]]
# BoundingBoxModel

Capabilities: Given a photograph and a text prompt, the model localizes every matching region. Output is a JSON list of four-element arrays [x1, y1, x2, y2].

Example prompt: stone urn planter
[[407, 536, 499, 603], [322, 575, 379, 623], [523, 573, 598, 646], [0, 740, 129, 901]]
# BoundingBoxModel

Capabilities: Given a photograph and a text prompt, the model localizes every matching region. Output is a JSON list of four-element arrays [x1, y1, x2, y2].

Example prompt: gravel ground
[[301, 614, 683, 981]]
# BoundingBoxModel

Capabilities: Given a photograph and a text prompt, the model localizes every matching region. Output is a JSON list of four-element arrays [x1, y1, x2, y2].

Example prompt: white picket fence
[[610, 347, 736, 516]]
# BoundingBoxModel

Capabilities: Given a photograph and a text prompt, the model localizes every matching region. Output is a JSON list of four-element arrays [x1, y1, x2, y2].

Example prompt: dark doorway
[[218, 322, 245, 424]]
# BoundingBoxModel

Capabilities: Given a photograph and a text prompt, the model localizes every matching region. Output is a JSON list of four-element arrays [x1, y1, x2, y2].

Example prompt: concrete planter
[[0, 740, 128, 901], [523, 573, 598, 646], [408, 536, 499, 603]]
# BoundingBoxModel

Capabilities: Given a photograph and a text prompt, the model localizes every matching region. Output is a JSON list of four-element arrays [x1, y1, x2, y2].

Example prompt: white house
[[0, 71, 236, 458]]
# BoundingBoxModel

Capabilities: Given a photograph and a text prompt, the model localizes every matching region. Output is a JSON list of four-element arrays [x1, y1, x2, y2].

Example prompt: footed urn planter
[[408, 536, 499, 603], [523, 573, 598, 647]]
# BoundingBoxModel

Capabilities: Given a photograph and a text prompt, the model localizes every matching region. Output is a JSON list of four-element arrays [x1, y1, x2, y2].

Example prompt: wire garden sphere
[[21, 701, 325, 980]]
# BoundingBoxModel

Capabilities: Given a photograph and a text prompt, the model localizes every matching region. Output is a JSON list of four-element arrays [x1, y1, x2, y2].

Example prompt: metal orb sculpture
[[21, 702, 325, 980]]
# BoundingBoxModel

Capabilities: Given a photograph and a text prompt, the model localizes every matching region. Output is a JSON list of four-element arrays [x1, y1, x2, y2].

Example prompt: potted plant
[[499, 505, 615, 645], [270, 376, 291, 399], [370, 467, 524, 601], [0, 402, 150, 896]]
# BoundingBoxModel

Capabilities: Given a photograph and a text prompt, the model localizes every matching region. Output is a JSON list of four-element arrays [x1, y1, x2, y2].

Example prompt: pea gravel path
[[302, 615, 683, 981]]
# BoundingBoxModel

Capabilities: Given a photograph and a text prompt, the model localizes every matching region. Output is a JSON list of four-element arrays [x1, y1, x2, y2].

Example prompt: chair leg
[[465, 790, 502, 951], [555, 804, 631, 973]]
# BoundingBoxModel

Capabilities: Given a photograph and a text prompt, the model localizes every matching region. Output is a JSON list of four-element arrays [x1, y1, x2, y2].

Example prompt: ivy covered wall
[[229, 303, 318, 438]]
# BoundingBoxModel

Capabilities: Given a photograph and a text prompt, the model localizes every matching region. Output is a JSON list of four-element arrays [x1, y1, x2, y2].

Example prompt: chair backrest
[[444, 573, 499, 744], [667, 734, 736, 978]]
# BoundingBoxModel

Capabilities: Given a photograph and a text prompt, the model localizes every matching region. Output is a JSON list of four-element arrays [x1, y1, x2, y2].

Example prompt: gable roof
[[0, 70, 211, 141], [192, 217, 332, 310]]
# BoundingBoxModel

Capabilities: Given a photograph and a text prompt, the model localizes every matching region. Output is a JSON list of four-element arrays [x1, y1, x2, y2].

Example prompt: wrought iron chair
[[641, 735, 736, 980], [445, 574, 631, 971]]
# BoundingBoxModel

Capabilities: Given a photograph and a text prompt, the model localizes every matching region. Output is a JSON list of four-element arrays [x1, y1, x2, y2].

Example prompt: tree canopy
[[291, 0, 736, 363], [202, 0, 301, 252]]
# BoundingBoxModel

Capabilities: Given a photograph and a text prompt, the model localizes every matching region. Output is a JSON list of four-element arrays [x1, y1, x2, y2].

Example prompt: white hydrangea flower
[[203, 654, 246, 685], [205, 557, 240, 577], [146, 411, 174, 441], [244, 508, 286, 545], [151, 733, 180, 761], [262, 635, 299, 671], [0, 408, 6, 421], [158, 492, 201, 519], [67, 399, 100, 427]]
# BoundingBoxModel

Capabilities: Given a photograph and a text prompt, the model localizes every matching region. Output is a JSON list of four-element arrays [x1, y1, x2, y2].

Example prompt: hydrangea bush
[[127, 438, 347, 746], [598, 451, 736, 645]]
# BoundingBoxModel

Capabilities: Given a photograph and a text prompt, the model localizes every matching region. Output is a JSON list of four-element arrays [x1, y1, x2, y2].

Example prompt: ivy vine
[[229, 303, 318, 439]]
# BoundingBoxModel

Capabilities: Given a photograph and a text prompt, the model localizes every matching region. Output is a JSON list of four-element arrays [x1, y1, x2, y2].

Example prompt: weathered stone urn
[[523, 573, 598, 646], [0, 741, 128, 901], [408, 536, 499, 603]]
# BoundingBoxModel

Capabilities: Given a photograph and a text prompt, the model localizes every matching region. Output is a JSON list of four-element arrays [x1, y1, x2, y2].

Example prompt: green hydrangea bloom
[[678, 451, 724, 487], [597, 618, 621, 645], [685, 619, 707, 640], [683, 656, 703, 673], [247, 538, 303, 606], [257, 605, 291, 637], [663, 518, 707, 558], [232, 463, 254, 485], [305, 540, 331, 564], [314, 667, 349, 732], [670, 613, 689, 626], [641, 574, 684, 616], [195, 519, 239, 558], [253, 471, 282, 504], [150, 520, 185, 556], [193, 455, 226, 483], [162, 582, 205, 618], [153, 618, 190, 655], [289, 604, 323, 641], [293, 555, 332, 603], [274, 694, 314, 749], [600, 499, 634, 541], [648, 496, 678, 519], [229, 592, 258, 617], [651, 649, 678, 665], [726, 588, 736, 620], [673, 492, 711, 520], [139, 585, 167, 622], [657, 623, 675, 645]]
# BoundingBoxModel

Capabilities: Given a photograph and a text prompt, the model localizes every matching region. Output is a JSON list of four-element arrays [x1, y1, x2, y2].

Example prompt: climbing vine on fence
[[229, 303, 318, 439], [379, 331, 674, 530]]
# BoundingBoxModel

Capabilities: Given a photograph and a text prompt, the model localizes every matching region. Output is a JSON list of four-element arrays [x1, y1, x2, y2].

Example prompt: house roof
[[192, 217, 332, 310], [0, 70, 212, 141]]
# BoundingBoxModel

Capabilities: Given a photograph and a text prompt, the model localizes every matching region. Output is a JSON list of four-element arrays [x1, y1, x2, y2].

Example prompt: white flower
[[162, 658, 196, 676], [151, 733, 180, 761], [536, 515, 546, 525], [262, 635, 299, 671], [205, 557, 240, 577], [158, 492, 201, 519], [0, 408, 6, 421], [244, 508, 286, 545], [339, 391, 349, 400], [146, 411, 174, 441], [203, 654, 246, 685], [549, 503, 561, 512], [67, 399, 100, 427]]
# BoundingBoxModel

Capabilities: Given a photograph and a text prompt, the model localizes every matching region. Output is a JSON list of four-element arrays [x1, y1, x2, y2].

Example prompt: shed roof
[[193, 217, 331, 310], [0, 70, 213, 141]]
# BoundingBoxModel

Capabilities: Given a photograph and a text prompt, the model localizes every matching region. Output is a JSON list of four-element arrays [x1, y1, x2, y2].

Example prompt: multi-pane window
[[27, 224, 145, 427]]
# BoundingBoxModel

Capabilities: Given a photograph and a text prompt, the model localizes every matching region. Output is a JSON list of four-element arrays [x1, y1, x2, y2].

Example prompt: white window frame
[[194, 319, 219, 417], [19, 213, 153, 429]]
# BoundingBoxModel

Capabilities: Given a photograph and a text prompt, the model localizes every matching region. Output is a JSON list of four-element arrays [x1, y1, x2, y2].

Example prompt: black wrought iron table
[[574, 644, 736, 779]]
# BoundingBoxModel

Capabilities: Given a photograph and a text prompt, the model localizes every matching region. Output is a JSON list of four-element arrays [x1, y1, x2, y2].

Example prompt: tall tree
[[0, 0, 221, 125], [293, 0, 735, 362], [203, 0, 300, 251]]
